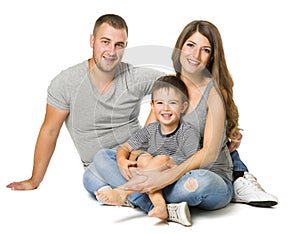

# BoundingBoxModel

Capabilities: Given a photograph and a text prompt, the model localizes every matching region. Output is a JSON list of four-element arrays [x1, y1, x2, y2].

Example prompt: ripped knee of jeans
[[184, 178, 198, 192]]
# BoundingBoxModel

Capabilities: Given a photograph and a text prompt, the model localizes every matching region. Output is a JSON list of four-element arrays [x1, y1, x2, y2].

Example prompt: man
[[6, 14, 162, 191]]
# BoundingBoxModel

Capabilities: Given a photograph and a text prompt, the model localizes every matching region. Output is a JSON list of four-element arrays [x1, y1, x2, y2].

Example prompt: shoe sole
[[232, 199, 278, 207], [248, 201, 278, 207]]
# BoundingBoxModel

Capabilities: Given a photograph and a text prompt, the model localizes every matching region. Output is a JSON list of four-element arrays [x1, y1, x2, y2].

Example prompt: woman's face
[[179, 31, 212, 77]]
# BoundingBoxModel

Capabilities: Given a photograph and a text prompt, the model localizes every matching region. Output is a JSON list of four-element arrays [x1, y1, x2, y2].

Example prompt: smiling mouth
[[104, 56, 117, 63], [161, 113, 172, 119], [187, 58, 200, 65]]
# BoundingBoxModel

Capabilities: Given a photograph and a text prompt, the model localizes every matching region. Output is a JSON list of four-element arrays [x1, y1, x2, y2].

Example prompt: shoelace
[[243, 173, 265, 192], [168, 206, 179, 221]]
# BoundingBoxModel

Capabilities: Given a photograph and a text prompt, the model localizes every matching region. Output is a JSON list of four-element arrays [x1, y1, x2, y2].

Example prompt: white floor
[[0, 182, 294, 234], [1, 136, 297, 234]]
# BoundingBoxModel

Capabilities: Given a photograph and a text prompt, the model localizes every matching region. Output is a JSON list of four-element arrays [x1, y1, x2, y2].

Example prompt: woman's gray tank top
[[182, 80, 233, 181]]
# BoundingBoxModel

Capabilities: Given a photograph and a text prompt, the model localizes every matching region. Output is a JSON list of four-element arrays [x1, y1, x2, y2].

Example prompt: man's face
[[90, 22, 128, 73]]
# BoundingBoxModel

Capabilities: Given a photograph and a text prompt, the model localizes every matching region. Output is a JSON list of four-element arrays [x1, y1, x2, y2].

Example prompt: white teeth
[[188, 59, 199, 65]]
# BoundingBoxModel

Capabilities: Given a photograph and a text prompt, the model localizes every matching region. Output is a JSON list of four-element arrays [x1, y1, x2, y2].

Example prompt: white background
[[1, 0, 298, 233]]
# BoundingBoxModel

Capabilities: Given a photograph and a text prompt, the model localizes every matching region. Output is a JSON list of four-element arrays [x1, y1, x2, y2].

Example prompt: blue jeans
[[226, 140, 248, 172], [83, 149, 233, 213], [231, 150, 248, 172]]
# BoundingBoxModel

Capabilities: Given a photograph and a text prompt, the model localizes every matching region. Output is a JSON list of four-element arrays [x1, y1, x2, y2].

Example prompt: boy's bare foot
[[148, 204, 168, 220], [95, 188, 127, 206]]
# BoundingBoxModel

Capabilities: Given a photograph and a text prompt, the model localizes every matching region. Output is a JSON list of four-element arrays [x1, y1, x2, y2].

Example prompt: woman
[[91, 20, 234, 226], [126, 21, 278, 208]]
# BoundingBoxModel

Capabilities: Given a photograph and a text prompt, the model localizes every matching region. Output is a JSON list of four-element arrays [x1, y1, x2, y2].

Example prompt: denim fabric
[[226, 141, 249, 172], [83, 149, 233, 212], [230, 150, 249, 172]]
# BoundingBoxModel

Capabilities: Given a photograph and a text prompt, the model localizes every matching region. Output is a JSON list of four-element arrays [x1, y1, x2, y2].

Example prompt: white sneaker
[[232, 172, 278, 207], [167, 202, 192, 226], [95, 185, 135, 208]]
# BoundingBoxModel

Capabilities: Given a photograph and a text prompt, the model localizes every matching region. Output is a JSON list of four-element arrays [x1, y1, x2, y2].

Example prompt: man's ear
[[90, 34, 94, 48]]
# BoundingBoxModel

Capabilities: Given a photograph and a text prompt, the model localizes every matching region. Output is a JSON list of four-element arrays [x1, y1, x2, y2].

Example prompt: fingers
[[6, 182, 25, 190], [121, 168, 131, 180], [124, 173, 148, 191]]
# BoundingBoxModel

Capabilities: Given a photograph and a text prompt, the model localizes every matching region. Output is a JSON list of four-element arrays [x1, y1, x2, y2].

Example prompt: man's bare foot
[[148, 205, 168, 220], [95, 188, 127, 206]]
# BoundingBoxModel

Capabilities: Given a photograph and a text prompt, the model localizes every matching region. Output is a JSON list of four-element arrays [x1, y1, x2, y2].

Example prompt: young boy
[[95, 75, 200, 225]]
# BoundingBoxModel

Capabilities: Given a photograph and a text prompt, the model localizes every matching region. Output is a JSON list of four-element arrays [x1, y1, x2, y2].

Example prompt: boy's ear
[[150, 101, 154, 111], [181, 101, 189, 113]]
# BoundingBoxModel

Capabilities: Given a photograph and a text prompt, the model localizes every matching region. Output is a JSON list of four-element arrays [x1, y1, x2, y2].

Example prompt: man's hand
[[6, 179, 38, 191]]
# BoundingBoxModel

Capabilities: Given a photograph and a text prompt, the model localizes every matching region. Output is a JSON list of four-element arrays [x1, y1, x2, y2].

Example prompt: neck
[[88, 59, 115, 94], [181, 74, 208, 88], [160, 121, 180, 135]]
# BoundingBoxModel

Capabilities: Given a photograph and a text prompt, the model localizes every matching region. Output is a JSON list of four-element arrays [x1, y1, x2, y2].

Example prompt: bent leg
[[148, 190, 168, 220], [87, 149, 154, 212], [163, 169, 233, 210], [230, 150, 249, 172], [83, 162, 107, 197], [226, 141, 248, 173]]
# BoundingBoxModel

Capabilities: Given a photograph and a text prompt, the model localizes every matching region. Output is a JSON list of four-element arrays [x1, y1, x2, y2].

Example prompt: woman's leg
[[227, 144, 278, 207], [227, 140, 249, 173], [163, 169, 233, 210]]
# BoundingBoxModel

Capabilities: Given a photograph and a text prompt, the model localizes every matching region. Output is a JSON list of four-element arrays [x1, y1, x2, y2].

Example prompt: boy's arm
[[117, 143, 137, 180]]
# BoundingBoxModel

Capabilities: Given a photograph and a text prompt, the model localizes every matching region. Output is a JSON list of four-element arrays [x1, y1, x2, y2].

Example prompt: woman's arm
[[144, 108, 157, 126], [125, 86, 226, 193]]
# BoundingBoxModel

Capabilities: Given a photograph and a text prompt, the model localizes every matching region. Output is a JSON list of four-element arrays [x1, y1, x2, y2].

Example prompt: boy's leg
[[148, 190, 168, 220]]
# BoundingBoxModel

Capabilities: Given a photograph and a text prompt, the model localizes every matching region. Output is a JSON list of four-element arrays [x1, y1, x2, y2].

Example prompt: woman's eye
[[202, 48, 211, 54]]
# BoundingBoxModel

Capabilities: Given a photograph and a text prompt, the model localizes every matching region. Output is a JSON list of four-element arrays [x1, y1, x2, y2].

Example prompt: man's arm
[[6, 104, 69, 190]]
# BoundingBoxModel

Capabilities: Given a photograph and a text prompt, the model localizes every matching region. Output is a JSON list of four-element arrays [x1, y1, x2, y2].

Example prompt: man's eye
[[116, 43, 125, 48]]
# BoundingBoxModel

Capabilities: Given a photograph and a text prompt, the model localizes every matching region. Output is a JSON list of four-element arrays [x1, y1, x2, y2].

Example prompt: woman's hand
[[124, 163, 174, 193], [228, 130, 243, 152]]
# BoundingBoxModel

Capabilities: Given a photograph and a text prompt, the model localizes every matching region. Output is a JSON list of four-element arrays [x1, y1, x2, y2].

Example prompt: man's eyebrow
[[99, 36, 111, 41]]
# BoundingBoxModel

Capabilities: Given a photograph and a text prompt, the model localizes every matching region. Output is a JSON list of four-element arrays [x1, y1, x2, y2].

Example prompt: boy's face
[[151, 88, 188, 130]]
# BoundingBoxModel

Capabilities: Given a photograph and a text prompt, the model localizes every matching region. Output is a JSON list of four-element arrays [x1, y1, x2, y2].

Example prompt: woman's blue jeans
[[83, 149, 233, 213]]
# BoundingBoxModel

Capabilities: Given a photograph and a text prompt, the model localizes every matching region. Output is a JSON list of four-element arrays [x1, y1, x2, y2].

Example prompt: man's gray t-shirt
[[47, 60, 163, 167]]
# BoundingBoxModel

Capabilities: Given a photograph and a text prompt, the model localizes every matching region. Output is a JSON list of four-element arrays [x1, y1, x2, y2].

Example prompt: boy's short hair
[[151, 75, 189, 103]]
